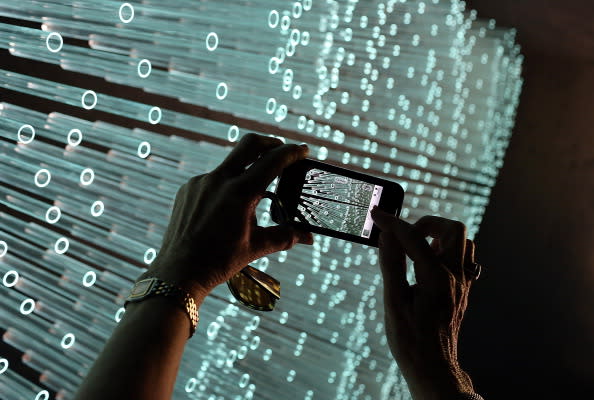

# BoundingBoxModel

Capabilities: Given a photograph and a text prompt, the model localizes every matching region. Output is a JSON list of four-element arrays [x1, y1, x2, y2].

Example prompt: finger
[[430, 237, 440, 252], [251, 224, 311, 255], [216, 133, 284, 176], [464, 239, 475, 265], [239, 143, 308, 195], [378, 231, 411, 303], [296, 229, 314, 245], [371, 208, 444, 287], [412, 216, 467, 277], [370, 206, 398, 232], [463, 239, 476, 283]]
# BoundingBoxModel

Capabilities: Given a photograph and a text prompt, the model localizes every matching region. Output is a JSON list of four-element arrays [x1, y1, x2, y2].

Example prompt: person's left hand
[[141, 133, 313, 302]]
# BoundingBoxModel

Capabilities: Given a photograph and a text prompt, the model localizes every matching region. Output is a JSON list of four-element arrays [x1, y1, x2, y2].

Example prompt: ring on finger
[[464, 262, 482, 280]]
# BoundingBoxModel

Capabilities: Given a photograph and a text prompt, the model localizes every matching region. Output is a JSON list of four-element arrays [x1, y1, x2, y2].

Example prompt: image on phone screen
[[296, 168, 383, 238]]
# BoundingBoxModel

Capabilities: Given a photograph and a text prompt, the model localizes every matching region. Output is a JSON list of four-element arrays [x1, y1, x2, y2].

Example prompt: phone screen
[[296, 168, 383, 239]]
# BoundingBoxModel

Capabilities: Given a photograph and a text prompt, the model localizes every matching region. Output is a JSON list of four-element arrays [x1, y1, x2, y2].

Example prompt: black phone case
[[272, 159, 404, 247]]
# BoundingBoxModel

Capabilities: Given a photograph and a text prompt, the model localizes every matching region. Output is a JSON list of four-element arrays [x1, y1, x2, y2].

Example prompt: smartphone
[[272, 159, 404, 247]]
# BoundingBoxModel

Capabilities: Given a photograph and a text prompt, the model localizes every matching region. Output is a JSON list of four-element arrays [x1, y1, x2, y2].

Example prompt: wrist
[[404, 363, 474, 400], [138, 261, 211, 307]]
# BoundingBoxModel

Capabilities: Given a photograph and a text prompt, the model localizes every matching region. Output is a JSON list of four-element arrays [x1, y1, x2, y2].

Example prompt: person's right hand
[[371, 207, 478, 400], [140, 133, 312, 303]]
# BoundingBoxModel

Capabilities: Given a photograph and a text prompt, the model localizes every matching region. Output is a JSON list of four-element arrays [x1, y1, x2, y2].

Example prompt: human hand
[[142, 133, 313, 302], [371, 208, 477, 400]]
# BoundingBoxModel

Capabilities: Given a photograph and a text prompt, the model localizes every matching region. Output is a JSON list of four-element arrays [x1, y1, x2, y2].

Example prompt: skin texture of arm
[[73, 134, 313, 400], [73, 294, 196, 400]]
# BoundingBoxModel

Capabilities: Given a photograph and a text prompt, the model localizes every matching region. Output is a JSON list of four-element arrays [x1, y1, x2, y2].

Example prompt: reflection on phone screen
[[296, 168, 383, 238]]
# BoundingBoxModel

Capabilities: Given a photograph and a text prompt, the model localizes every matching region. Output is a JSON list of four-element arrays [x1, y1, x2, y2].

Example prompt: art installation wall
[[0, 1, 522, 399]]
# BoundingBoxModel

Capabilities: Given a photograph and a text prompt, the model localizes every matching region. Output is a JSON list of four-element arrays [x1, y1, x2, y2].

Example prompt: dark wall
[[462, 1, 594, 397]]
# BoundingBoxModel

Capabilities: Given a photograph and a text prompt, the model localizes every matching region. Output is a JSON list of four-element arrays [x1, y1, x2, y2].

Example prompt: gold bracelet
[[124, 277, 199, 338]]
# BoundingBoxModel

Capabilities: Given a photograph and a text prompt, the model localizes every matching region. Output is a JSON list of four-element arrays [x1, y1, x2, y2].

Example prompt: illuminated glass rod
[[0, 1, 522, 399]]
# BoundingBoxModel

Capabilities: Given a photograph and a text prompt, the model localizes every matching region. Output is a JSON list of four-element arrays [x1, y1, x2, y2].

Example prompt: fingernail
[[300, 143, 309, 151]]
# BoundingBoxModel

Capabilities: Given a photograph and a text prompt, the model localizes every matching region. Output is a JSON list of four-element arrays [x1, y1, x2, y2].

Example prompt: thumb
[[251, 225, 312, 256], [371, 206, 397, 232], [378, 231, 410, 302]]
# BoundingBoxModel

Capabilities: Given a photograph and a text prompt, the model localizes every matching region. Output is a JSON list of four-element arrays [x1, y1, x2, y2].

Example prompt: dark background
[[462, 0, 594, 397]]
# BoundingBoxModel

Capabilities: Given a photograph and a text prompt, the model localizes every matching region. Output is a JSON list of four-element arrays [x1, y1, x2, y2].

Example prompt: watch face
[[129, 279, 154, 298]]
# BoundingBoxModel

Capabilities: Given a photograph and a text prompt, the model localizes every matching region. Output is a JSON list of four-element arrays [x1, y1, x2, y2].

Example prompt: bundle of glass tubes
[[0, 1, 522, 399]]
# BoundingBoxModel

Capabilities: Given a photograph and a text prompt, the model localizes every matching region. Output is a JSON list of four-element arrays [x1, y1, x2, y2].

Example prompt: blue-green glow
[[0, 1, 522, 399]]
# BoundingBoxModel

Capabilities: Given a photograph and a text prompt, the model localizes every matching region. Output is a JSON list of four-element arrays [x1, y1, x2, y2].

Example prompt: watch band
[[459, 393, 484, 400], [124, 277, 199, 338]]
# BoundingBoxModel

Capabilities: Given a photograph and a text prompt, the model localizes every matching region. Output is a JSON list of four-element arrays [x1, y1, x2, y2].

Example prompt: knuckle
[[465, 238, 474, 250], [187, 173, 205, 185], [282, 240, 295, 251], [208, 167, 226, 180], [414, 215, 433, 226], [241, 132, 260, 145], [286, 143, 302, 152], [174, 183, 187, 200], [452, 221, 467, 236], [188, 172, 222, 191], [284, 143, 304, 159]]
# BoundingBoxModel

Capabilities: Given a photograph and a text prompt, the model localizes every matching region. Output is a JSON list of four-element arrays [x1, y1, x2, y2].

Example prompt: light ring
[[292, 2, 303, 19], [265, 98, 277, 114], [114, 307, 125, 322], [301, 31, 311, 46], [215, 82, 228, 100], [17, 124, 35, 144], [35, 391, 49, 400], [227, 125, 239, 142], [54, 237, 70, 255], [0, 359, 8, 375], [148, 106, 162, 124], [81, 90, 97, 110], [290, 29, 301, 46], [46, 32, 63, 53], [20, 298, 35, 315], [274, 104, 288, 122], [185, 377, 198, 393], [268, 57, 280, 74], [119, 3, 134, 23], [2, 270, 18, 287], [60, 333, 76, 349], [82, 271, 97, 287], [268, 10, 279, 28], [297, 115, 307, 130], [67, 128, 83, 146], [45, 206, 61, 224], [80, 168, 95, 186], [34, 169, 51, 188], [317, 146, 329, 160], [137, 141, 151, 158], [143, 248, 156, 264], [280, 15, 291, 32], [137, 59, 151, 78], [206, 32, 218, 51], [0, 240, 7, 258], [91, 200, 104, 217]]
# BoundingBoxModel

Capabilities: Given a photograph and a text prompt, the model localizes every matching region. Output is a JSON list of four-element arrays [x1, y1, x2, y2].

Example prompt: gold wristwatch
[[124, 277, 199, 338]]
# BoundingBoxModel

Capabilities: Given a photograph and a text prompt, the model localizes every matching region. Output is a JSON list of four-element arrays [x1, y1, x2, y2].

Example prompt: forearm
[[400, 362, 481, 400], [73, 295, 199, 400]]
